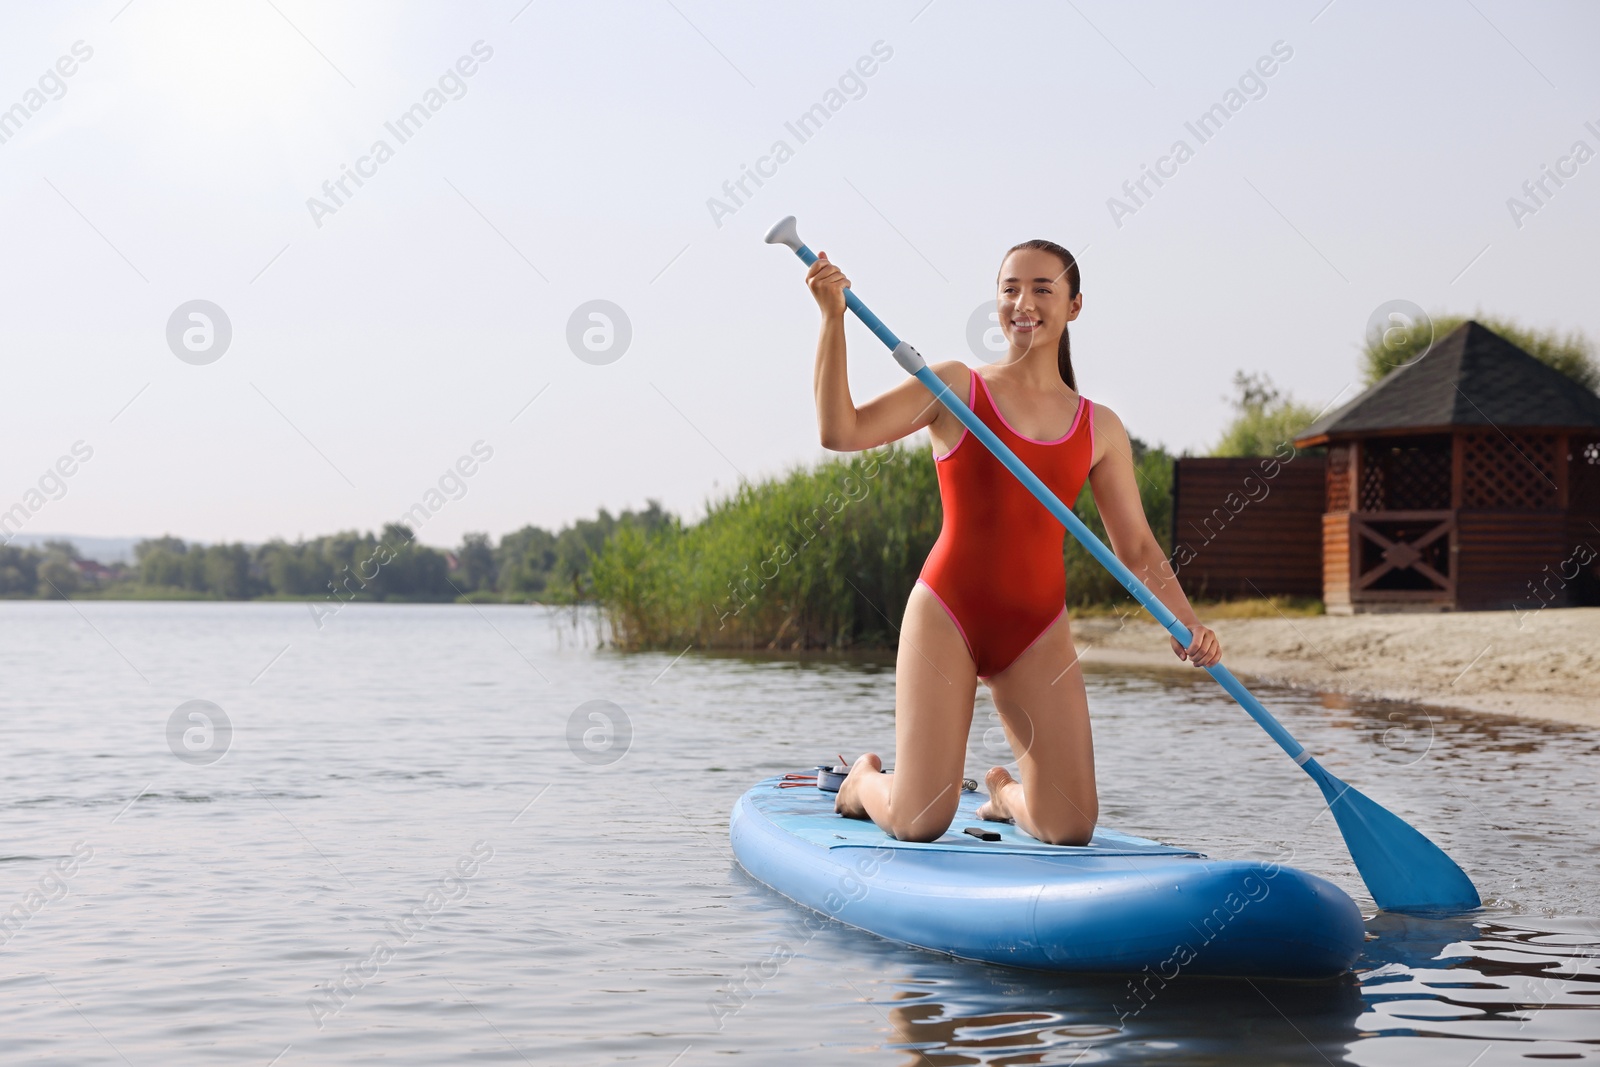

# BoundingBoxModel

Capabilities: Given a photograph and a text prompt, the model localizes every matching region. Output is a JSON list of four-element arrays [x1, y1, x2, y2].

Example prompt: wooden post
[[1450, 431, 1464, 510], [1557, 431, 1570, 512]]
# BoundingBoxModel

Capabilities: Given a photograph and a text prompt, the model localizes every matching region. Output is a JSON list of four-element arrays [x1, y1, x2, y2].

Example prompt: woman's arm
[[1087, 404, 1222, 667], [808, 252, 966, 452]]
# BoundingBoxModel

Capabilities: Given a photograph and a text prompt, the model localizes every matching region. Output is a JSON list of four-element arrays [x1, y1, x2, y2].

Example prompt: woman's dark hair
[[1002, 239, 1081, 389]]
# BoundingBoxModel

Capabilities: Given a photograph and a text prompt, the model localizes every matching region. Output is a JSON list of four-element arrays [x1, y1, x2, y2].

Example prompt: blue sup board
[[731, 776, 1364, 979]]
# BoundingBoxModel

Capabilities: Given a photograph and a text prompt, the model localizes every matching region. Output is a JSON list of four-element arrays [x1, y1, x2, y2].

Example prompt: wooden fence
[[1170, 455, 1326, 599]]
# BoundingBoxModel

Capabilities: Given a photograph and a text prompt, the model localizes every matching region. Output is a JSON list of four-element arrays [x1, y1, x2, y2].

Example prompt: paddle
[[765, 215, 1479, 913]]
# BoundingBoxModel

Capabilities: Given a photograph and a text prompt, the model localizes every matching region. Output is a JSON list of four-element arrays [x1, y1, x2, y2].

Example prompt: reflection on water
[[732, 876, 1600, 1064], [835, 919, 1600, 1065], [1, 603, 1596, 1064]]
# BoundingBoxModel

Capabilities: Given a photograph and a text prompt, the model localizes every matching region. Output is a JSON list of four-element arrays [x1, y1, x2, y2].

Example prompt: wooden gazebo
[[1294, 321, 1600, 613]]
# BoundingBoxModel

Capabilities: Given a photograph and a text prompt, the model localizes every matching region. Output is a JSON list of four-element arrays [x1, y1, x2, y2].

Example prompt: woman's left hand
[[1171, 623, 1221, 668]]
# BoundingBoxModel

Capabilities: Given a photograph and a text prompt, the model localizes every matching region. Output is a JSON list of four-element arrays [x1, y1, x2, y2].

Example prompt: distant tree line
[[0, 504, 670, 601], [0, 539, 94, 598]]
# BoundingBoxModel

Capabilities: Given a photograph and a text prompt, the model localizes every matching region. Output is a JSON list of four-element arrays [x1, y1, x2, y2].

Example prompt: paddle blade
[[1304, 758, 1480, 913]]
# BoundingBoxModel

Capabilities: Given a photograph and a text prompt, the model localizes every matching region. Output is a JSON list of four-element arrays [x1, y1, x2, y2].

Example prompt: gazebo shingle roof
[[1296, 320, 1600, 444]]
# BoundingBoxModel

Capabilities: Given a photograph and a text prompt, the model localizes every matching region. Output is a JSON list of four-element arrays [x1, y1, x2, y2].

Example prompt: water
[[2, 601, 1597, 1065]]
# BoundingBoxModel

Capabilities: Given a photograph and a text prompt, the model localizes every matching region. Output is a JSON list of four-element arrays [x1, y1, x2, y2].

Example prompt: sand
[[1071, 606, 1600, 730]]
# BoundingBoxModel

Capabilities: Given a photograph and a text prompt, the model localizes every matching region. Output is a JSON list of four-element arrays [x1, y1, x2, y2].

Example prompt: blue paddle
[[765, 215, 1479, 913]]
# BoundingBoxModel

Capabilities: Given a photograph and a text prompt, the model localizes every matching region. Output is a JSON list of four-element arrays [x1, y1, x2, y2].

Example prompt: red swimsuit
[[917, 368, 1096, 678]]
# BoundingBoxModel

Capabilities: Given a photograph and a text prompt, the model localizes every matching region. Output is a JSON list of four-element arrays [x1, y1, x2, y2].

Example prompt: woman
[[808, 239, 1221, 846]]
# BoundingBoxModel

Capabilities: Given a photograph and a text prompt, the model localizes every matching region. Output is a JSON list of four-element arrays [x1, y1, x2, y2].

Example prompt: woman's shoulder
[[1085, 399, 1131, 465], [928, 359, 973, 394], [1085, 396, 1122, 430]]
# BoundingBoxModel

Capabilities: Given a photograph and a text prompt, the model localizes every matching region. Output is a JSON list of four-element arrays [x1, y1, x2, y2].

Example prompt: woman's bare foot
[[975, 766, 1017, 823], [834, 753, 883, 819]]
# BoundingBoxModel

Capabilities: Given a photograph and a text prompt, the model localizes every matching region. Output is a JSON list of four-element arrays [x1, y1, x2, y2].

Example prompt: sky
[[2, 0, 1597, 550]]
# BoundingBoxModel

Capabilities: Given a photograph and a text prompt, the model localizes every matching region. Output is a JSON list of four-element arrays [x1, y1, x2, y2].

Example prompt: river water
[[2, 602, 1596, 1065]]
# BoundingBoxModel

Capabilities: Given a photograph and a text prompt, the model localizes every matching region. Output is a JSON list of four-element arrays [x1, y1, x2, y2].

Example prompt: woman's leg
[[977, 610, 1098, 845], [835, 582, 978, 841]]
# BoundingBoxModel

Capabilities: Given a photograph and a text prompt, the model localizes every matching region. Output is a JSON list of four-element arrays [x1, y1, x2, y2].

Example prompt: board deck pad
[[765, 778, 1202, 858]]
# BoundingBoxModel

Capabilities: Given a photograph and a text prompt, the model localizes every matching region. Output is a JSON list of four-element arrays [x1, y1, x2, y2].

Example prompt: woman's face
[[997, 248, 1082, 356]]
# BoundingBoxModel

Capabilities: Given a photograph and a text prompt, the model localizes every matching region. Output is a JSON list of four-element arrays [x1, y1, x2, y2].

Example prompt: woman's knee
[[889, 817, 950, 843], [887, 799, 957, 842], [1032, 819, 1095, 847], [1031, 796, 1098, 846]]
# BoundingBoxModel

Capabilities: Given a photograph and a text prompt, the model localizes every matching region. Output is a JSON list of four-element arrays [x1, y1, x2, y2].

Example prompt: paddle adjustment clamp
[[891, 341, 925, 374]]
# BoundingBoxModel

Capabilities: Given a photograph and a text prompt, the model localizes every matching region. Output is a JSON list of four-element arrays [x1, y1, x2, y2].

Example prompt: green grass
[[69, 584, 219, 601], [1196, 596, 1324, 619]]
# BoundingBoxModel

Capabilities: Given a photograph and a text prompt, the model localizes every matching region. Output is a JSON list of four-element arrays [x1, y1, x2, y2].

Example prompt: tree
[[135, 535, 187, 562], [138, 543, 191, 589], [37, 552, 81, 597], [456, 532, 497, 592], [1362, 314, 1599, 390], [496, 524, 558, 596], [201, 544, 253, 598], [0, 545, 41, 597], [1210, 372, 1320, 457], [258, 539, 326, 596], [42, 539, 81, 560], [360, 524, 452, 600]]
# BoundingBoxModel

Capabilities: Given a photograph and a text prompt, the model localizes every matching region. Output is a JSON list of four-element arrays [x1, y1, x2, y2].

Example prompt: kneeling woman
[[805, 239, 1221, 845]]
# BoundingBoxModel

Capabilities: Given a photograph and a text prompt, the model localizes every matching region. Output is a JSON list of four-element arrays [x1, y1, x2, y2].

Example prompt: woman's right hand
[[806, 251, 849, 318]]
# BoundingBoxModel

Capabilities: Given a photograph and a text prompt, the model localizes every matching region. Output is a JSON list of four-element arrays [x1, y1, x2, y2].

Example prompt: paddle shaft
[[794, 244, 1311, 765]]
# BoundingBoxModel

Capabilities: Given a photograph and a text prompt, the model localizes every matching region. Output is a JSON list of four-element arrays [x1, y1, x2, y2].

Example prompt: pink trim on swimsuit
[[916, 577, 978, 668], [976, 374, 1086, 445], [933, 368, 977, 462]]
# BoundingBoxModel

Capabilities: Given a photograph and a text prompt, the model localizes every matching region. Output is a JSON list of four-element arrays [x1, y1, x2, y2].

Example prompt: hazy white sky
[[2, 0, 1596, 548]]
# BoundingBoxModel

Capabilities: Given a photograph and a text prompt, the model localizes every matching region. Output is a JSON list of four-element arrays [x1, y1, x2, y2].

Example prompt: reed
[[593, 438, 1175, 651]]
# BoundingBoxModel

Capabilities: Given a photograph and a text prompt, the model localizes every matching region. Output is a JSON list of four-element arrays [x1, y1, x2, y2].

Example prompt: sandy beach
[[1074, 606, 1600, 730]]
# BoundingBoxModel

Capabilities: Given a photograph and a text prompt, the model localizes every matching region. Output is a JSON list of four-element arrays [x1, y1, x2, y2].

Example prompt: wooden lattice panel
[[1462, 431, 1560, 510], [1326, 445, 1350, 512], [1358, 438, 1452, 511]]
